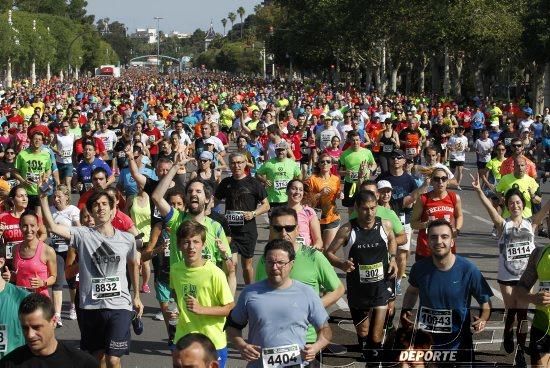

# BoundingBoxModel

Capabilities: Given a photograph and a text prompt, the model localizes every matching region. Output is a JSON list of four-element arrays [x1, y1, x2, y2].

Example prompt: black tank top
[[379, 131, 396, 155], [344, 217, 391, 308]]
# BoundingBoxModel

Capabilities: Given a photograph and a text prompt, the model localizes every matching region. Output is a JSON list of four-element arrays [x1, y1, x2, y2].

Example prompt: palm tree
[[227, 12, 236, 38], [221, 18, 227, 36], [237, 6, 245, 39]]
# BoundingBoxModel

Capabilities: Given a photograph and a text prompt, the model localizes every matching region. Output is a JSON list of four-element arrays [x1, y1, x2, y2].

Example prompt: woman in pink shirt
[[286, 179, 323, 250], [322, 135, 342, 176], [12, 212, 56, 296]]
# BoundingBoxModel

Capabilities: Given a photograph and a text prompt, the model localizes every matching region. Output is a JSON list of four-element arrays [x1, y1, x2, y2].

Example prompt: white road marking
[[463, 209, 493, 225]]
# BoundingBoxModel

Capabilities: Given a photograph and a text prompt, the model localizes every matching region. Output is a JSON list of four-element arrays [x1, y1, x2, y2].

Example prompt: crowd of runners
[[0, 69, 549, 368]]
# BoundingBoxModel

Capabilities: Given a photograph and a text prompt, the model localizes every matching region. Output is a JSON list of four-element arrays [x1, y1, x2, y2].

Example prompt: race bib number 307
[[91, 277, 121, 300], [262, 344, 303, 368], [418, 306, 452, 333]]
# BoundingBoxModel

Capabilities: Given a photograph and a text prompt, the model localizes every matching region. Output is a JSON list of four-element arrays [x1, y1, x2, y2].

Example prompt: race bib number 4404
[[262, 344, 303, 368]]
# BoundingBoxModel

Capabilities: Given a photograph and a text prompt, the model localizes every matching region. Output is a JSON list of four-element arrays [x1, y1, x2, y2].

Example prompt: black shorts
[[342, 181, 355, 208], [497, 279, 519, 286], [530, 326, 550, 362], [350, 305, 388, 326], [449, 160, 464, 169], [52, 251, 77, 291], [230, 230, 258, 259], [79, 308, 133, 357], [476, 161, 488, 170]]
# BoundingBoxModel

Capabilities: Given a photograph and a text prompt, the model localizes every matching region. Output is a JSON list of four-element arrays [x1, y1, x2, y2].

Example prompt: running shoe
[[68, 307, 77, 320], [55, 313, 62, 328], [140, 284, 151, 293], [396, 279, 402, 296], [153, 311, 164, 321], [515, 349, 527, 368], [503, 329, 514, 354]]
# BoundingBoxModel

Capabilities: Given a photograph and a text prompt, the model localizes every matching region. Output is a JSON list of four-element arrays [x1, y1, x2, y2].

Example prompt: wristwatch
[[252, 211, 256, 218]]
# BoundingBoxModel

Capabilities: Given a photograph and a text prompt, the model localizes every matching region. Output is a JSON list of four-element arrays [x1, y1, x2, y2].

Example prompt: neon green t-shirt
[[486, 157, 504, 182], [166, 209, 230, 267], [533, 245, 550, 332], [339, 148, 375, 183], [350, 205, 404, 234], [170, 260, 234, 349], [255, 245, 341, 342], [256, 158, 301, 203], [14, 148, 52, 195], [219, 108, 235, 128], [495, 174, 539, 218]]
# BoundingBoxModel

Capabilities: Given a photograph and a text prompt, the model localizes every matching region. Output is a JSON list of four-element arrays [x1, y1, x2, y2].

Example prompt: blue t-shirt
[[183, 115, 198, 127], [118, 166, 157, 197], [228, 280, 329, 368], [472, 112, 485, 130], [76, 158, 112, 190], [376, 172, 418, 224], [409, 256, 493, 349]]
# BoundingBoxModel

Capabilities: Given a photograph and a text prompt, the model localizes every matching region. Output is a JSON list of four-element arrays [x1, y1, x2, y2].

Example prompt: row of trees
[[0, 0, 118, 82], [193, 0, 549, 110], [221, 6, 246, 38]]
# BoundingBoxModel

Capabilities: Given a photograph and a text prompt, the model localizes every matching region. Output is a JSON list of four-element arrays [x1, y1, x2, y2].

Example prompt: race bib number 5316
[[262, 344, 303, 368]]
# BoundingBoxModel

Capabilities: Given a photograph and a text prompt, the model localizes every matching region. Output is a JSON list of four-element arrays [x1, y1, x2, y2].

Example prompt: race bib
[[226, 211, 245, 226], [61, 149, 72, 157], [505, 241, 532, 261], [382, 145, 393, 153], [296, 236, 306, 247], [91, 276, 121, 300], [405, 147, 417, 156], [5, 242, 18, 260], [359, 262, 383, 283], [118, 151, 126, 158], [262, 344, 303, 368], [539, 281, 550, 293], [399, 214, 406, 225], [84, 182, 93, 191], [0, 325, 7, 353], [349, 171, 359, 181], [418, 306, 452, 333], [274, 180, 289, 191], [504, 138, 512, 146], [26, 172, 40, 183]]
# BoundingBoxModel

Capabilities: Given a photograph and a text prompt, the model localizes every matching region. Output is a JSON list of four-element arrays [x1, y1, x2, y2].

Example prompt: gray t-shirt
[[70, 227, 137, 311], [229, 279, 329, 368]]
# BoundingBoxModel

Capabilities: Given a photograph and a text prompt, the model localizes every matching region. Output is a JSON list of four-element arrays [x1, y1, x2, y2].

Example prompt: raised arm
[[125, 145, 147, 190], [471, 173, 504, 228], [152, 152, 184, 218], [39, 191, 71, 240]]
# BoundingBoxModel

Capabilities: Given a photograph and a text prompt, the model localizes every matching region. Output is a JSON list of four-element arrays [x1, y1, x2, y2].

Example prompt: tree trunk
[[374, 64, 381, 91], [390, 63, 400, 93], [364, 64, 371, 90], [431, 54, 440, 93], [544, 62, 550, 115], [454, 53, 464, 97], [442, 46, 451, 96], [380, 43, 387, 94], [531, 62, 546, 115], [474, 63, 484, 97], [405, 62, 412, 95], [418, 52, 428, 93]]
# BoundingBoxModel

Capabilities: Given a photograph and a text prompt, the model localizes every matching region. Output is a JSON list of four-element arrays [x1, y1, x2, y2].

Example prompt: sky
[[86, 0, 262, 35]]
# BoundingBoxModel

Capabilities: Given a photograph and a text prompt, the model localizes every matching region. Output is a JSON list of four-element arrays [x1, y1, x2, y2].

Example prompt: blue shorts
[[79, 308, 133, 357], [217, 347, 228, 368], [154, 280, 172, 303], [57, 162, 74, 179]]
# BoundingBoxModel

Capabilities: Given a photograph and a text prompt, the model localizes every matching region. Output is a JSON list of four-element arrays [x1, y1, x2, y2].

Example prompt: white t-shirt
[[474, 138, 494, 163], [94, 130, 118, 151], [448, 135, 468, 162], [51, 205, 80, 252]]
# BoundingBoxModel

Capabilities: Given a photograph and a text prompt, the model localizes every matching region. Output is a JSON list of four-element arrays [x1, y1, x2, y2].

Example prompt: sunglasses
[[512, 144, 522, 148], [432, 176, 448, 182], [271, 224, 297, 233], [319, 160, 332, 164], [200, 159, 210, 163]]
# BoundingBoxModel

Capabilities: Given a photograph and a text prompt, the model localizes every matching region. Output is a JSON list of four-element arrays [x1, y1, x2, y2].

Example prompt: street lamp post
[[154, 17, 163, 73], [31, 19, 36, 85], [6, 10, 13, 88]]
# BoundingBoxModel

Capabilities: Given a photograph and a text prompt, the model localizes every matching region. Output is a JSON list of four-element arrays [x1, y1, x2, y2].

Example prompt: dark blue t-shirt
[[409, 256, 493, 349], [376, 172, 418, 224]]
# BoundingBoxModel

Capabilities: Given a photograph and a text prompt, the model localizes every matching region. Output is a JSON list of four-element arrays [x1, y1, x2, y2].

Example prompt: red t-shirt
[[284, 132, 302, 161], [73, 137, 107, 159], [144, 127, 162, 155], [415, 191, 457, 257], [112, 209, 134, 232], [0, 212, 43, 260]]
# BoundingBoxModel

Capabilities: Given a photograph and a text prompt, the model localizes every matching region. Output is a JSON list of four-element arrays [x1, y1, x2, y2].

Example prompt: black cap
[[391, 149, 405, 158], [81, 124, 92, 132]]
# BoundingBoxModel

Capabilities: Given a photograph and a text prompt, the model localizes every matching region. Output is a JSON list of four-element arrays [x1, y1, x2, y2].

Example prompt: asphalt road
[[54, 154, 550, 368]]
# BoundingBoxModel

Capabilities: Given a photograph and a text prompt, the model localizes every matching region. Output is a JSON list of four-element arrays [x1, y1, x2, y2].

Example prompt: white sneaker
[[55, 313, 63, 328], [68, 307, 77, 320], [153, 311, 164, 321]]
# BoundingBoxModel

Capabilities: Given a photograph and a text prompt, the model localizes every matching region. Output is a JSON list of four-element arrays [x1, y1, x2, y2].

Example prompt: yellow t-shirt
[[170, 260, 234, 349], [495, 174, 539, 218]]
